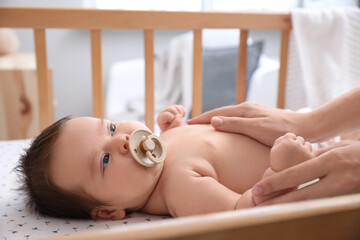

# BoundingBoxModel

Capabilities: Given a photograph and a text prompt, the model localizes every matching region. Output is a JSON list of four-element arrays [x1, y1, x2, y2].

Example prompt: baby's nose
[[113, 134, 129, 154]]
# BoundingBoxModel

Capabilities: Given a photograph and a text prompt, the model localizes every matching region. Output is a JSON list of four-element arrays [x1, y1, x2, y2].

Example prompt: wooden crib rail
[[0, 7, 291, 131], [0, 7, 291, 29], [49, 193, 360, 240]]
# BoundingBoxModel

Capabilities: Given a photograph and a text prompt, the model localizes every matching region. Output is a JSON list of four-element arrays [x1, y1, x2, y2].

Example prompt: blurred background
[[0, 0, 358, 139]]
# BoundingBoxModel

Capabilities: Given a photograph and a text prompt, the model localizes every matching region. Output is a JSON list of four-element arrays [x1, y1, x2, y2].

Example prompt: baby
[[17, 105, 317, 219]]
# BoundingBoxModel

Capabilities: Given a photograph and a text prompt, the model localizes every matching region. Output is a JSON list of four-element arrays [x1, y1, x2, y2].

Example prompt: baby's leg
[[260, 132, 314, 181]]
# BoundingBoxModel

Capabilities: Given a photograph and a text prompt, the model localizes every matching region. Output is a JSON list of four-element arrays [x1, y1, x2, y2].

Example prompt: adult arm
[[188, 87, 360, 146], [252, 141, 360, 205], [304, 87, 360, 142]]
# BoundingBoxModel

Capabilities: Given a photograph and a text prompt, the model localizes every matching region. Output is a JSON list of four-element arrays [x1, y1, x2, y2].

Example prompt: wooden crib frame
[[1, 6, 360, 240], [0, 6, 291, 131]]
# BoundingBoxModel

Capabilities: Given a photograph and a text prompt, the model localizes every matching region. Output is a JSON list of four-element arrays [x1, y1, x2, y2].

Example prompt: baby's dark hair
[[15, 116, 104, 219]]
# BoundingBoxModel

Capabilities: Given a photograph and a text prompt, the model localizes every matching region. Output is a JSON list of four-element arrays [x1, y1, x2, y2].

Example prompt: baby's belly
[[212, 129, 270, 192], [161, 125, 271, 193]]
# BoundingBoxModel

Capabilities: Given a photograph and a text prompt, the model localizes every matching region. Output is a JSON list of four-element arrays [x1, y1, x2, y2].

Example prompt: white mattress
[[0, 139, 169, 240]]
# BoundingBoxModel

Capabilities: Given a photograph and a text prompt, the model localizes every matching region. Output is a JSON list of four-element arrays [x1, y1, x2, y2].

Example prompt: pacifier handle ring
[[145, 136, 165, 164]]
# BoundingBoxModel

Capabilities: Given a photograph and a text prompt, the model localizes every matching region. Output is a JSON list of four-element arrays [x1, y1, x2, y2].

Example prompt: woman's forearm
[[302, 87, 360, 142]]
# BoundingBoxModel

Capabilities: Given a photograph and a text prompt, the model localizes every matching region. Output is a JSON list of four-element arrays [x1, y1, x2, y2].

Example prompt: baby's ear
[[91, 207, 126, 220]]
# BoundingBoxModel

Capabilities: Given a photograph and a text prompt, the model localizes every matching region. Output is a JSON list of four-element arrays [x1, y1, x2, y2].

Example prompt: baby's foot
[[270, 133, 315, 172]]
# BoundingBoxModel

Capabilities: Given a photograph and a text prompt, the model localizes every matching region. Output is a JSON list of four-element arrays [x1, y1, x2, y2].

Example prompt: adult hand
[[188, 103, 308, 146], [252, 141, 360, 205]]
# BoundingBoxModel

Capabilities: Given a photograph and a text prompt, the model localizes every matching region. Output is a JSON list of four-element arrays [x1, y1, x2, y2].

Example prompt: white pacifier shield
[[129, 129, 166, 167]]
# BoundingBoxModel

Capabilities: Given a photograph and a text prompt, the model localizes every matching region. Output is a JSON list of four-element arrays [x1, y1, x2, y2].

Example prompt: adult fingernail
[[212, 117, 223, 127], [252, 186, 263, 196], [187, 117, 197, 124]]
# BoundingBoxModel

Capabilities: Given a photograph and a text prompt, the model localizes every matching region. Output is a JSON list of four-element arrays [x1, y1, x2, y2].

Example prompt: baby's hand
[[157, 105, 186, 132]]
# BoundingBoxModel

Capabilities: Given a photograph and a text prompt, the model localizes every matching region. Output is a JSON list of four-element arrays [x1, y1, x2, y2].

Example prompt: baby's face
[[271, 133, 315, 166], [50, 117, 163, 218]]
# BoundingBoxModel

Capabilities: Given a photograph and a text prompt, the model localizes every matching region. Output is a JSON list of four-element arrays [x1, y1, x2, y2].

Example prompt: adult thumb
[[211, 116, 249, 134]]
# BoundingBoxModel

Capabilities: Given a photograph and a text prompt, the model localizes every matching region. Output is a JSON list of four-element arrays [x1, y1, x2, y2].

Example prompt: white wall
[[1, 0, 280, 120]]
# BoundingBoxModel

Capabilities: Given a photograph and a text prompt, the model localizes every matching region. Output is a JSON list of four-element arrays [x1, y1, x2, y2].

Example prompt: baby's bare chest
[[161, 125, 270, 193]]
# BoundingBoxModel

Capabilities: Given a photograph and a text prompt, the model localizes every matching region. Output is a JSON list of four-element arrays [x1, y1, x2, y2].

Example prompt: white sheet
[[0, 139, 169, 240], [285, 7, 360, 110]]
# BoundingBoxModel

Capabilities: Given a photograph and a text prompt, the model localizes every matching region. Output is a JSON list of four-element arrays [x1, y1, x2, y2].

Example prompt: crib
[[1, 6, 360, 240]]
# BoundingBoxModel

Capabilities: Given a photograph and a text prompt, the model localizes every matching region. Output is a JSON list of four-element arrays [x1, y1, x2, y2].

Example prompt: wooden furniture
[[0, 52, 49, 140], [0, 7, 291, 131], [49, 194, 360, 240], [0, 7, 359, 240]]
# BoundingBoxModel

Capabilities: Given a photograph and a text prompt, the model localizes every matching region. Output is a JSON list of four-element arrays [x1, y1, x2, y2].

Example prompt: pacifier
[[129, 129, 166, 167]]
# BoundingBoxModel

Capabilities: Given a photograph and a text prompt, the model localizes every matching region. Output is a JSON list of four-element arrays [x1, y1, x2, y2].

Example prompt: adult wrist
[[295, 111, 318, 142]]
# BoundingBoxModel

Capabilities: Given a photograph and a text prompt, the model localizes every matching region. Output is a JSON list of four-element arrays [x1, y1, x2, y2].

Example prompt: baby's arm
[[165, 170, 255, 217], [157, 105, 186, 133]]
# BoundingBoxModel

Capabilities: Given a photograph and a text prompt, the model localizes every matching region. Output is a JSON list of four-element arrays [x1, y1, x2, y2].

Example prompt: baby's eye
[[110, 123, 116, 136], [102, 154, 110, 170]]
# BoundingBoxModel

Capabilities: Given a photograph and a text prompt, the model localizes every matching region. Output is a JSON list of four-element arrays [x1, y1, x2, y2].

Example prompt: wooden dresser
[[0, 52, 51, 140]]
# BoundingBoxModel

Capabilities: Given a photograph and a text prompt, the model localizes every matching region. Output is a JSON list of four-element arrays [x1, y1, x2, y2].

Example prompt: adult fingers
[[211, 116, 276, 146], [187, 105, 243, 124], [257, 176, 335, 206], [211, 116, 259, 135], [252, 157, 328, 198], [253, 188, 294, 205]]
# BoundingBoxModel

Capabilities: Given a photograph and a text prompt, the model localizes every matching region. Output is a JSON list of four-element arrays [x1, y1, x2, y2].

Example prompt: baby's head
[[270, 132, 316, 171], [16, 117, 163, 220]]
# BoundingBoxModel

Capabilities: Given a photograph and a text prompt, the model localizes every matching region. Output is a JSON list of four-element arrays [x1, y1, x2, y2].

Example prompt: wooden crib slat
[[277, 29, 290, 109], [236, 29, 249, 104], [90, 29, 104, 118], [34, 28, 53, 130], [192, 29, 203, 117], [144, 29, 155, 131]]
